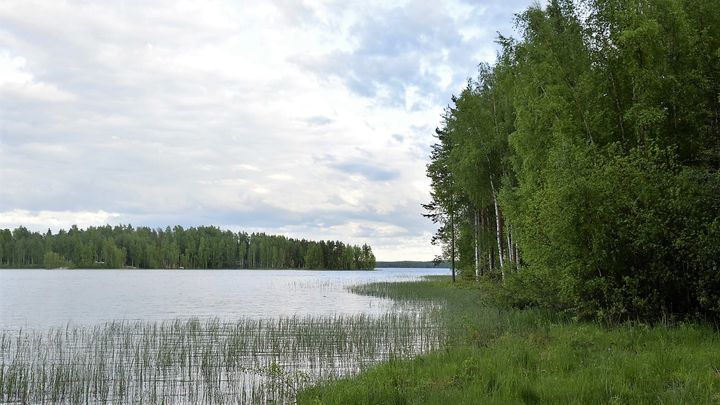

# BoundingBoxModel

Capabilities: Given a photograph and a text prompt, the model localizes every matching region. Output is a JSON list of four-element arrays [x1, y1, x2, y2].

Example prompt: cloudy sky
[[0, 0, 532, 261]]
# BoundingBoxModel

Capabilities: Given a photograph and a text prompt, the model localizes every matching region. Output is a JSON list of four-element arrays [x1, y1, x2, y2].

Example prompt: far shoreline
[[0, 267, 402, 271]]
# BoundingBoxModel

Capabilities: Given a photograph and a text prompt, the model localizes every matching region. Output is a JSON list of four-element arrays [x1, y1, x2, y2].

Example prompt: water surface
[[0, 268, 447, 330]]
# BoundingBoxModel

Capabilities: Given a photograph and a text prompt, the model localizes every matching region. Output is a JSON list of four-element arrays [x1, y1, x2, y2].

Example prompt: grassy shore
[[298, 276, 720, 404]]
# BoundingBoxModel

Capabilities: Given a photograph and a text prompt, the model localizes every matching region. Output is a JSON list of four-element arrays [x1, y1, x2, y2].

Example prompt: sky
[[0, 0, 534, 261]]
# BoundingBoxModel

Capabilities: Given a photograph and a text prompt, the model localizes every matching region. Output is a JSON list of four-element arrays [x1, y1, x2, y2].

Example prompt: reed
[[0, 309, 445, 404]]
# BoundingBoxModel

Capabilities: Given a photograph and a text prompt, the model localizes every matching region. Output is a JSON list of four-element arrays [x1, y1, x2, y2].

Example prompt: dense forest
[[0, 225, 376, 270], [425, 0, 720, 321]]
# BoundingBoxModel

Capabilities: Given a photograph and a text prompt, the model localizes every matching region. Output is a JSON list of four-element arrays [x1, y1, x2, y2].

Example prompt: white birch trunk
[[474, 209, 480, 281], [490, 178, 504, 281], [450, 207, 456, 283], [507, 226, 513, 266]]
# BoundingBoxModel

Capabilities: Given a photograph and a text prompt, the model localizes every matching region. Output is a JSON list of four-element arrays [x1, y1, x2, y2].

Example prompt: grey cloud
[[119, 198, 429, 239], [292, 2, 463, 104], [0, 0, 534, 260], [294, 0, 534, 106], [269, 0, 320, 27], [329, 161, 400, 182], [314, 154, 400, 182], [304, 115, 333, 126]]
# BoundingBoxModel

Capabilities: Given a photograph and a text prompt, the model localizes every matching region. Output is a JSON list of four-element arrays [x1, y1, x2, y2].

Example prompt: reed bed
[[0, 310, 445, 404], [348, 279, 451, 302]]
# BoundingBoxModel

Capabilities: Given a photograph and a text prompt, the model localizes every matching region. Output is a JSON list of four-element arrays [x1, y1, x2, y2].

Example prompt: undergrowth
[[299, 277, 720, 404]]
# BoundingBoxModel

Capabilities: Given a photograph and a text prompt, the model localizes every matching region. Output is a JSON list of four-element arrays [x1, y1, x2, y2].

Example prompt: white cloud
[[0, 210, 121, 231], [0, 51, 75, 101], [0, 0, 534, 260]]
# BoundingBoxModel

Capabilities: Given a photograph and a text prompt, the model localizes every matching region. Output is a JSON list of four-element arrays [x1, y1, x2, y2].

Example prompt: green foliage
[[42, 251, 73, 269], [304, 244, 325, 269], [425, 0, 720, 321], [0, 225, 376, 270], [299, 278, 720, 404]]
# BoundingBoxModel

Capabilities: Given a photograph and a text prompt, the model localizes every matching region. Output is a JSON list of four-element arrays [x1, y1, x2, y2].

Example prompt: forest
[[0, 225, 376, 270], [425, 0, 720, 322]]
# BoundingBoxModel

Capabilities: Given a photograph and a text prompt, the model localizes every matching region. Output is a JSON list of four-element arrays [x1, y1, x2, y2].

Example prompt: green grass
[[299, 277, 720, 404]]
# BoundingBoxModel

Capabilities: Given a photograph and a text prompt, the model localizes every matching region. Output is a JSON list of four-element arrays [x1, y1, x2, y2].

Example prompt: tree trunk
[[491, 179, 504, 281], [474, 209, 480, 281], [481, 208, 486, 275], [507, 225, 513, 266], [513, 228, 517, 266], [450, 208, 456, 283]]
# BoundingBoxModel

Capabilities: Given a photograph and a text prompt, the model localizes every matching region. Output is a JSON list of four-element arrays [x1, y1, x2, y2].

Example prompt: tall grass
[[300, 277, 720, 404], [0, 312, 445, 404]]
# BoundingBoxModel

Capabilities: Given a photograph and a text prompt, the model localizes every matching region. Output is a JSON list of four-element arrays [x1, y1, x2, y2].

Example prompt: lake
[[0, 267, 447, 330], [0, 267, 449, 403]]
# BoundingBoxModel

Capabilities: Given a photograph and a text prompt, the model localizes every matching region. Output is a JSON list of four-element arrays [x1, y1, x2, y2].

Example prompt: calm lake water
[[0, 268, 447, 330]]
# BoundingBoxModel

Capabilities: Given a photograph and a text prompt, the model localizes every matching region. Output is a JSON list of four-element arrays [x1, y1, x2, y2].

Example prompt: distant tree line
[[426, 0, 720, 321], [0, 225, 376, 270], [375, 261, 449, 269]]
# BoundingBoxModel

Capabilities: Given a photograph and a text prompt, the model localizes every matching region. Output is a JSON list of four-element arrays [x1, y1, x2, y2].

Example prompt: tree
[[425, 0, 720, 321], [304, 244, 324, 269], [0, 225, 376, 271]]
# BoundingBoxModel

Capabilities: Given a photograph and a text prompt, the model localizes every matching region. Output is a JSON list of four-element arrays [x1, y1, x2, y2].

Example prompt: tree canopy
[[426, 0, 720, 321], [0, 225, 376, 270]]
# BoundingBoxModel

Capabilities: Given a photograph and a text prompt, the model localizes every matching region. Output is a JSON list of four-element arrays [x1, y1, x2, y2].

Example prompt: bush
[[513, 146, 720, 322]]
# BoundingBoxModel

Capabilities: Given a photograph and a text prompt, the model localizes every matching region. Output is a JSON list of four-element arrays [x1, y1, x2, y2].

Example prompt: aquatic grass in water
[[0, 311, 445, 404]]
